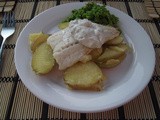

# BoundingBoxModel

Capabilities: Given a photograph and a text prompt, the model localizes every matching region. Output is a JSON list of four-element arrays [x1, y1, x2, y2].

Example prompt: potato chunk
[[96, 42, 129, 68], [30, 33, 49, 52], [97, 53, 126, 68], [108, 43, 129, 53], [31, 42, 55, 74], [29, 32, 43, 45], [64, 61, 105, 91], [105, 35, 123, 45], [97, 48, 124, 62], [97, 43, 129, 62], [58, 22, 69, 30], [89, 48, 103, 60]]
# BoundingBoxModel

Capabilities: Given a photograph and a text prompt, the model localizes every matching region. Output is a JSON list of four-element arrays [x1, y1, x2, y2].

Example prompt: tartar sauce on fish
[[47, 19, 119, 70]]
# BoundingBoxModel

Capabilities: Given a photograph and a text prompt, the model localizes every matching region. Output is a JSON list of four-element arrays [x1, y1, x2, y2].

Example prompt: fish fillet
[[69, 19, 120, 48], [47, 19, 120, 70], [47, 30, 63, 49], [54, 43, 91, 70]]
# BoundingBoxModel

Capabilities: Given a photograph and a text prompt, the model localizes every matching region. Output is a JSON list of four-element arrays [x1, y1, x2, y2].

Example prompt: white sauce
[[47, 19, 119, 70], [67, 19, 118, 48]]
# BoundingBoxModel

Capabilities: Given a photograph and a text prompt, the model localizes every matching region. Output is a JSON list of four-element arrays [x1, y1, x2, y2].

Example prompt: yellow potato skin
[[105, 35, 123, 45], [58, 22, 69, 30], [97, 42, 129, 62], [97, 53, 126, 68], [89, 48, 103, 60], [97, 48, 124, 62], [31, 42, 55, 74], [108, 43, 129, 53], [31, 34, 49, 52], [96, 41, 129, 68], [29, 32, 43, 45], [64, 61, 105, 91]]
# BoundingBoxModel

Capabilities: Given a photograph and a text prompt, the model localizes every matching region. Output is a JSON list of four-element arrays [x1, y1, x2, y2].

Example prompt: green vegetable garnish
[[62, 2, 119, 27]]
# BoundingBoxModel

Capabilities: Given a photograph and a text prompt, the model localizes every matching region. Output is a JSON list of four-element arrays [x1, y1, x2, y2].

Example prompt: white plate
[[14, 2, 155, 113]]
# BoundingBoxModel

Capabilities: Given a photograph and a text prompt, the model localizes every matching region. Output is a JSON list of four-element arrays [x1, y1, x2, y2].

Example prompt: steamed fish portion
[[47, 28, 92, 70], [46, 30, 63, 49], [53, 43, 92, 70], [47, 19, 120, 70], [67, 19, 120, 48]]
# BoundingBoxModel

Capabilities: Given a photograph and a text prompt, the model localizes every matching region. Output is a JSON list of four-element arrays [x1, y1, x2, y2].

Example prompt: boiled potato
[[117, 53, 127, 61], [31, 42, 55, 74], [80, 55, 92, 63], [97, 42, 128, 68], [97, 53, 126, 68], [98, 59, 120, 68], [30, 33, 49, 52], [58, 22, 69, 30], [97, 42, 129, 62], [64, 61, 105, 91], [97, 47, 124, 62], [108, 43, 129, 53], [89, 48, 103, 60], [105, 35, 123, 45], [29, 32, 43, 45]]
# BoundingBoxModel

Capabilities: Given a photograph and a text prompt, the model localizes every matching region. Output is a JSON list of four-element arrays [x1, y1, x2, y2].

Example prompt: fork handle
[[0, 35, 2, 46], [0, 36, 5, 71]]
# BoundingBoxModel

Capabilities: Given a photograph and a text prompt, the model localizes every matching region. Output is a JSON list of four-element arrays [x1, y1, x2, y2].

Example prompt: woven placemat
[[145, 0, 160, 18], [0, 0, 16, 13], [0, 0, 160, 120]]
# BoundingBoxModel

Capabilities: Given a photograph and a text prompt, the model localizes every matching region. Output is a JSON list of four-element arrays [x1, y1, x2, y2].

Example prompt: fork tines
[[2, 12, 15, 27]]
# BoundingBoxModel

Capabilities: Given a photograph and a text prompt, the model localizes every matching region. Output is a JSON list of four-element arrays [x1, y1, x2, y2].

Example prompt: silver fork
[[0, 12, 15, 69]]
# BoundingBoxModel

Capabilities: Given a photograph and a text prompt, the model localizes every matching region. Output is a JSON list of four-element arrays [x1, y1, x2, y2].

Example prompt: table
[[0, 0, 160, 119]]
